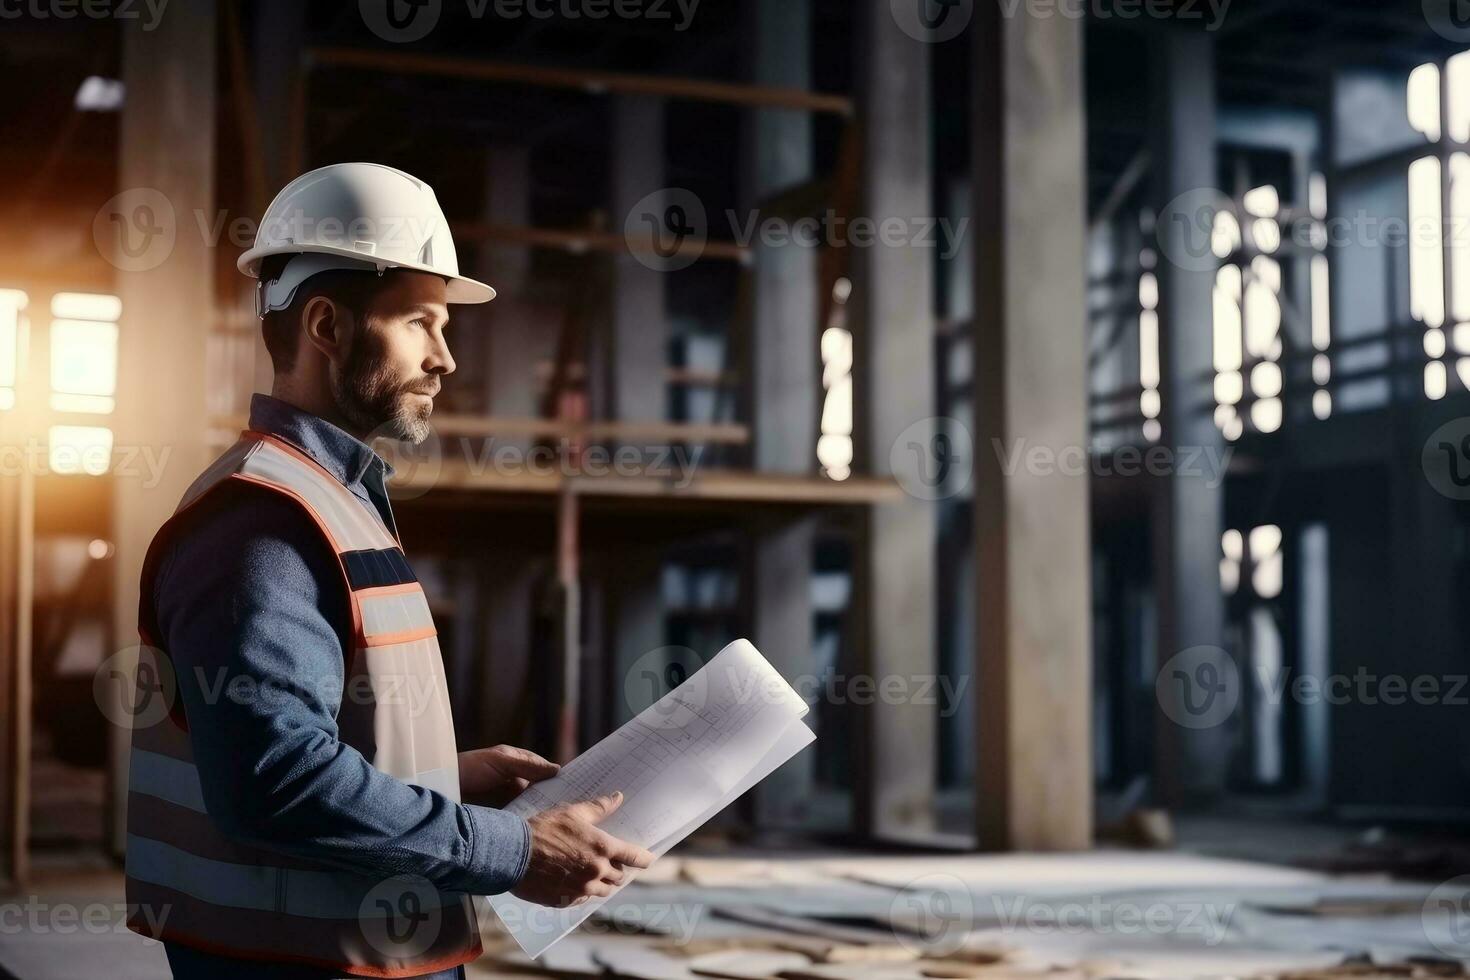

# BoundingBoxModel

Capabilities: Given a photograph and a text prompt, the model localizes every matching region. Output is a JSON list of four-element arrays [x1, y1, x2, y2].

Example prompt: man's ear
[[300, 295, 354, 365]]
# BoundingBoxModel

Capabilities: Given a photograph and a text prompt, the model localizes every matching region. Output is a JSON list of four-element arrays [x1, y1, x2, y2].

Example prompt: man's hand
[[511, 792, 656, 909], [458, 745, 559, 807]]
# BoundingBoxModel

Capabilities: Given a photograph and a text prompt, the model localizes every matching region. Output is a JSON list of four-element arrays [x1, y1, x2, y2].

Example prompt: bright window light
[[74, 76, 124, 112], [51, 292, 121, 322], [50, 319, 117, 411], [1449, 52, 1470, 143], [1251, 397, 1283, 434], [1426, 359, 1449, 399], [1309, 173, 1328, 220], [49, 425, 112, 476], [1243, 185, 1280, 218], [1310, 255, 1331, 351], [0, 289, 25, 401], [1409, 63, 1442, 142], [1409, 155, 1446, 329]]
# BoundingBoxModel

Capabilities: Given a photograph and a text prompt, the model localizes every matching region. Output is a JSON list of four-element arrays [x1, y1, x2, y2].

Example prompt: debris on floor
[[470, 850, 1470, 980]]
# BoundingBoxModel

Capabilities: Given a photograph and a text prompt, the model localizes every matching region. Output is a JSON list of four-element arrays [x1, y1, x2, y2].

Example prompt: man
[[124, 163, 653, 979]]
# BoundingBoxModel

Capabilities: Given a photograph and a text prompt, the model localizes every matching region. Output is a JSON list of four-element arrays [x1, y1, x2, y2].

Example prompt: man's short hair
[[258, 255, 397, 373]]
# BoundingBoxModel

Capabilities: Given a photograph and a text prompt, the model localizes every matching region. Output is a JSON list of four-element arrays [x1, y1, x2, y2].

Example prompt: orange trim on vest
[[360, 626, 439, 648]]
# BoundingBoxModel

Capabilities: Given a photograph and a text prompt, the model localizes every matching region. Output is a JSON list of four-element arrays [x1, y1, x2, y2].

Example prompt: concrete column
[[481, 146, 545, 426], [746, 0, 818, 831], [1149, 31, 1230, 805], [972, 1, 1092, 850], [605, 98, 668, 725], [855, 1, 937, 843], [606, 548, 664, 730], [109, 1, 217, 852], [610, 96, 668, 425]]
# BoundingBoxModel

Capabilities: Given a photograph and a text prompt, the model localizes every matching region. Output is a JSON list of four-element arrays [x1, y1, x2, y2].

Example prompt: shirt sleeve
[[152, 483, 531, 895]]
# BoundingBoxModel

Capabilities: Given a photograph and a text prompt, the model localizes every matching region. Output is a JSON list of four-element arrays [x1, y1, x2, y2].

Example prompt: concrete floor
[[3, 844, 1468, 980]]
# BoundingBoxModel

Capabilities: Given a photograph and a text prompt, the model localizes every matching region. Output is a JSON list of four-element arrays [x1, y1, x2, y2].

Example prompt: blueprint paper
[[487, 638, 815, 957]]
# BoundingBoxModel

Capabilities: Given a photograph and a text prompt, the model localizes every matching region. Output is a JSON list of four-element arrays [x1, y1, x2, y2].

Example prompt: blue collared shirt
[[152, 394, 529, 980]]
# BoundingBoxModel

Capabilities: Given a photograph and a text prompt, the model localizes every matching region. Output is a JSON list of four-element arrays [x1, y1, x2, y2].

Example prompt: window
[[49, 292, 120, 415], [0, 289, 27, 411]]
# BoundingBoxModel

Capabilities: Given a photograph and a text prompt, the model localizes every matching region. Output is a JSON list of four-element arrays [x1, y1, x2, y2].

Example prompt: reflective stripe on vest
[[125, 432, 479, 978]]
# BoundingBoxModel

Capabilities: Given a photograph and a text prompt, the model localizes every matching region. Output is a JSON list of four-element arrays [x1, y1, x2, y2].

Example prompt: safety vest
[[124, 430, 481, 978]]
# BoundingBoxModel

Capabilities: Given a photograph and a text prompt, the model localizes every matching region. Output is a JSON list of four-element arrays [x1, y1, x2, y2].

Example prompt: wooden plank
[[413, 462, 901, 504], [308, 47, 854, 116]]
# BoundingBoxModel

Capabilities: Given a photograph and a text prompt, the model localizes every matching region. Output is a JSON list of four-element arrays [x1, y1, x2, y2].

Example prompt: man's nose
[[426, 332, 456, 376]]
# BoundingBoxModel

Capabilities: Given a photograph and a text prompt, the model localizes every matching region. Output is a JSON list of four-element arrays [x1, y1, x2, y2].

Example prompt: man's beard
[[329, 326, 437, 445]]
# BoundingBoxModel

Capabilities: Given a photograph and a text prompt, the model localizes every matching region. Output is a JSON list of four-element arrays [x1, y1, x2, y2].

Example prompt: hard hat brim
[[238, 243, 496, 304]]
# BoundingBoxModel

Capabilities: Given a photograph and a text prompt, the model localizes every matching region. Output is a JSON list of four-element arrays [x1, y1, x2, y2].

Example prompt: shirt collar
[[246, 394, 395, 495]]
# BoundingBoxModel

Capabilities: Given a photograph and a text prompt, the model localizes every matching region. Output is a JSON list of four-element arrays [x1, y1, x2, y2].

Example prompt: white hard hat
[[238, 162, 495, 315]]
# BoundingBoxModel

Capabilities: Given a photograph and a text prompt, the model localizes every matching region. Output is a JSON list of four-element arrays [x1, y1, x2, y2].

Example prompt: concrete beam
[[109, 0, 217, 854], [610, 96, 668, 426], [746, 0, 819, 831], [1149, 30, 1230, 806], [972, 0, 1093, 850], [855, 0, 938, 843]]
